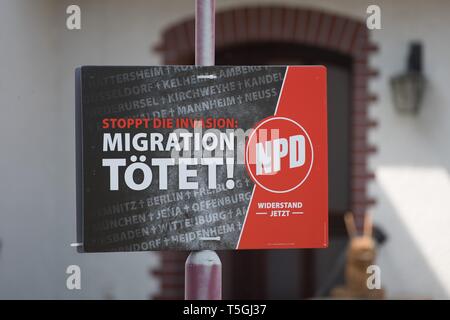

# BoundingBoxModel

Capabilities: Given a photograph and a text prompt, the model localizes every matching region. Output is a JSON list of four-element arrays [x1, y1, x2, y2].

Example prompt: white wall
[[0, 0, 159, 299], [1, 0, 450, 299], [367, 1, 450, 298]]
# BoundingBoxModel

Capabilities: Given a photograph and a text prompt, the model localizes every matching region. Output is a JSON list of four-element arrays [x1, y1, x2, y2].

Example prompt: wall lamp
[[390, 42, 426, 114]]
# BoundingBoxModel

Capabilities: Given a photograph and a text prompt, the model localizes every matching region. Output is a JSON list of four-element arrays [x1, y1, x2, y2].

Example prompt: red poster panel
[[239, 66, 328, 249]]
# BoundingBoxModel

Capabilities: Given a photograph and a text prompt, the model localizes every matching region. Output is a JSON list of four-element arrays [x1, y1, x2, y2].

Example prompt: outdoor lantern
[[390, 42, 426, 114]]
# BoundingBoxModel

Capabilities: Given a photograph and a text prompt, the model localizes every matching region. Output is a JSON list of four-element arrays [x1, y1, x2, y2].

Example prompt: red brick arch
[[157, 6, 378, 63], [153, 6, 378, 300]]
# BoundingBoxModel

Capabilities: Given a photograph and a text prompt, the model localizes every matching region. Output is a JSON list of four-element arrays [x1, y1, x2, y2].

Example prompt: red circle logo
[[245, 117, 314, 193]]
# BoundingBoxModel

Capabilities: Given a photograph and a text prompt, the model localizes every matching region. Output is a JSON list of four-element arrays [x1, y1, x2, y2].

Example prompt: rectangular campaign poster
[[76, 66, 328, 252]]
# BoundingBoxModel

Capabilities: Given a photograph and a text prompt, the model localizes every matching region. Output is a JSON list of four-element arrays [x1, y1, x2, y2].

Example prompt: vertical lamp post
[[184, 0, 222, 300]]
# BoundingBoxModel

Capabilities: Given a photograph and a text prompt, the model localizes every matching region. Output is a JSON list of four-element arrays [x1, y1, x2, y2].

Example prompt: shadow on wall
[[375, 167, 449, 299]]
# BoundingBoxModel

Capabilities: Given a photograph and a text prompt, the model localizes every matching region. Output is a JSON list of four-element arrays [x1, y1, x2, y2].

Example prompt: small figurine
[[331, 212, 385, 299]]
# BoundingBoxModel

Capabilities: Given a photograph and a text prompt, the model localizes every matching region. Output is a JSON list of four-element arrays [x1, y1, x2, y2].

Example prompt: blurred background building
[[1, 0, 450, 299]]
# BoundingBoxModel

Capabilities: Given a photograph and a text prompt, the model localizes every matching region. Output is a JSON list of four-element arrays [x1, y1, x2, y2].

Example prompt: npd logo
[[245, 116, 314, 193]]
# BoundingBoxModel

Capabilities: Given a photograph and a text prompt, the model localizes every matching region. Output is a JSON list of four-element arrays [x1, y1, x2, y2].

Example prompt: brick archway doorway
[[154, 6, 378, 299]]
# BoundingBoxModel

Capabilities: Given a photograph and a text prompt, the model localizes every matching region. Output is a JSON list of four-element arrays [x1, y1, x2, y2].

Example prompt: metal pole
[[195, 0, 215, 66], [185, 250, 222, 299], [185, 0, 222, 300]]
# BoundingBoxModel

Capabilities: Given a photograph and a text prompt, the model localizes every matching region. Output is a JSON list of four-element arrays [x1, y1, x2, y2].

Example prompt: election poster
[[76, 65, 327, 252]]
